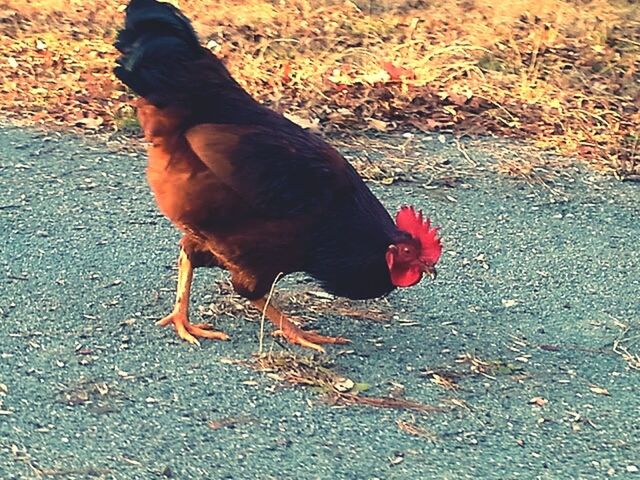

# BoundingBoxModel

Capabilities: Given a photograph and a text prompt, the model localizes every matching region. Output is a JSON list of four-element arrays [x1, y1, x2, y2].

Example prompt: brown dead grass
[[0, 0, 638, 176], [611, 317, 640, 370], [197, 280, 400, 325], [253, 351, 444, 412]]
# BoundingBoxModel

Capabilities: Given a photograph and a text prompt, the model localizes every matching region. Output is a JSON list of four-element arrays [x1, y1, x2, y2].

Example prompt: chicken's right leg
[[156, 248, 229, 345], [251, 297, 350, 353]]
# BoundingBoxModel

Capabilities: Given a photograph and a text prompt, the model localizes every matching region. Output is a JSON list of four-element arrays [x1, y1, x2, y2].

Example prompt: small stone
[[161, 466, 174, 478]]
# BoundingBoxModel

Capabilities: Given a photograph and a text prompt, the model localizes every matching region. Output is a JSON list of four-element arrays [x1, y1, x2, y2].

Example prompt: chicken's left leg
[[157, 248, 229, 345], [251, 298, 350, 352]]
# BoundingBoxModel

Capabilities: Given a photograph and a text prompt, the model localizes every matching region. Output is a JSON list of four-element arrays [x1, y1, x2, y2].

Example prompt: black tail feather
[[113, 0, 280, 124], [115, 0, 198, 54], [113, 0, 214, 103]]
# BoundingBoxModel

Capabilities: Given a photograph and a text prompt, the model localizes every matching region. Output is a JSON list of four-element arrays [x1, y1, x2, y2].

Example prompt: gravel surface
[[0, 126, 638, 480]]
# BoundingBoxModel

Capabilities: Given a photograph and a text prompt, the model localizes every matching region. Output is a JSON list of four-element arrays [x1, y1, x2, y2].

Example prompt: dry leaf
[[529, 396, 548, 407], [381, 61, 415, 81], [430, 374, 458, 390], [75, 117, 104, 129], [283, 112, 320, 131], [333, 377, 355, 393], [281, 62, 292, 83], [368, 118, 388, 131], [589, 385, 610, 396], [397, 419, 435, 440], [360, 70, 391, 85]]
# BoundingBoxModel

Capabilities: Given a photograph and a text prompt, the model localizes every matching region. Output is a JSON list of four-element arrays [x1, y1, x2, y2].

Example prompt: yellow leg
[[251, 297, 350, 353], [157, 248, 229, 345]]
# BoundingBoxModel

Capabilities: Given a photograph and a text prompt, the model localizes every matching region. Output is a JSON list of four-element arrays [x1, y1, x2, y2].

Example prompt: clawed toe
[[273, 326, 350, 353], [157, 311, 229, 345]]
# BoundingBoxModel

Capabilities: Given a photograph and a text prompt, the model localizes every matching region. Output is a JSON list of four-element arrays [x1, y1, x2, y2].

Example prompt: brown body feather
[[139, 99, 335, 299]]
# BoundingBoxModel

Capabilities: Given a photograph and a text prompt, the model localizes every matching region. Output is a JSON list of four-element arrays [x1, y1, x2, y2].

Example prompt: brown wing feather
[[185, 123, 352, 220]]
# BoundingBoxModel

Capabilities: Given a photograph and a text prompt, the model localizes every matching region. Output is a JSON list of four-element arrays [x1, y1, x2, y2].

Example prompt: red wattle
[[389, 265, 422, 287]]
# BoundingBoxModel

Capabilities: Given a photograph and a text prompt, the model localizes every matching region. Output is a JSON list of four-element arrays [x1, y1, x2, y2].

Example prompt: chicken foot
[[251, 298, 350, 353], [157, 248, 229, 345]]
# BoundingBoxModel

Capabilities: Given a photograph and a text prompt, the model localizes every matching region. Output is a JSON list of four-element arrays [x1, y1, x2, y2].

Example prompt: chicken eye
[[402, 247, 410, 253]]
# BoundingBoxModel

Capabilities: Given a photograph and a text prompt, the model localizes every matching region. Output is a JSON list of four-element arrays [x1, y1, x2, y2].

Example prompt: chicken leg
[[157, 248, 229, 345], [251, 298, 350, 352]]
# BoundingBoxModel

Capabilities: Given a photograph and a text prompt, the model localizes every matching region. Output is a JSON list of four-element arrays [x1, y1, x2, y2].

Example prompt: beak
[[421, 263, 437, 280]]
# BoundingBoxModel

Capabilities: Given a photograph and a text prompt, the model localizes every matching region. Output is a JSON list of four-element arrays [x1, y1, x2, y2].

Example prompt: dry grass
[[252, 351, 444, 412], [611, 317, 640, 370], [197, 280, 400, 326], [0, 0, 638, 175]]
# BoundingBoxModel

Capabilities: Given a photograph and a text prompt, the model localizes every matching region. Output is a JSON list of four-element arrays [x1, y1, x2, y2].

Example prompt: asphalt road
[[0, 126, 639, 479]]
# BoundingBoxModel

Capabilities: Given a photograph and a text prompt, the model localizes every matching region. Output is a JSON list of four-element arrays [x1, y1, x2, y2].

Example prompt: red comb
[[396, 205, 442, 264]]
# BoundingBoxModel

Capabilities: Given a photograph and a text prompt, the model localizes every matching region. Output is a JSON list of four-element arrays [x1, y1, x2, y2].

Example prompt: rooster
[[114, 0, 442, 352]]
